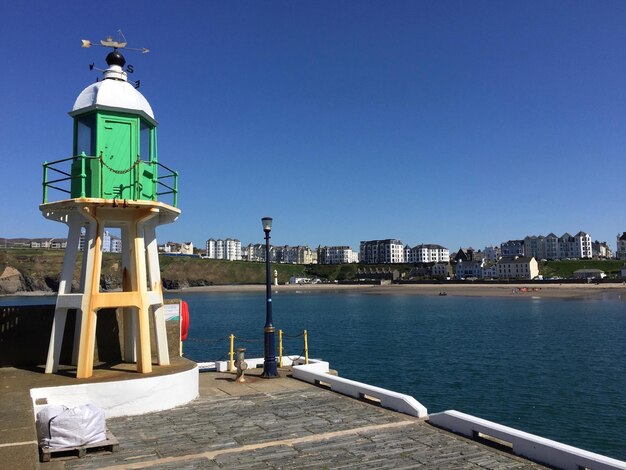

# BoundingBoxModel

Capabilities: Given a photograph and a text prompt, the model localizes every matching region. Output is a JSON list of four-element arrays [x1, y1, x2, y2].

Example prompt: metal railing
[[42, 152, 178, 207]]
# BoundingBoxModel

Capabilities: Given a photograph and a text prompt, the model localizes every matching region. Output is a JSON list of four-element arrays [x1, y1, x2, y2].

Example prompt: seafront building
[[523, 231, 592, 260], [592, 240, 612, 259], [431, 261, 453, 278], [496, 256, 539, 280], [483, 245, 501, 261], [274, 245, 314, 264], [454, 259, 484, 279], [160, 241, 194, 255], [404, 244, 449, 263], [501, 239, 525, 257], [205, 238, 242, 260], [79, 230, 121, 253], [360, 239, 405, 264], [317, 245, 359, 264], [452, 255, 538, 280]]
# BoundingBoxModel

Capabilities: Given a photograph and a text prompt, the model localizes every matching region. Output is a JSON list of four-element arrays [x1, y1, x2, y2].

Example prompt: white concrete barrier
[[429, 410, 626, 470], [292, 362, 428, 418]]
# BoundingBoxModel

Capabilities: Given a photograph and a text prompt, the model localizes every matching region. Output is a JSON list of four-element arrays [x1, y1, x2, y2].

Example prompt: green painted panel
[[99, 117, 137, 199]]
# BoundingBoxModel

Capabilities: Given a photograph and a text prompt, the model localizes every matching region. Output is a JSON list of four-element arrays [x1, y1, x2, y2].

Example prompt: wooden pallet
[[39, 430, 118, 462]]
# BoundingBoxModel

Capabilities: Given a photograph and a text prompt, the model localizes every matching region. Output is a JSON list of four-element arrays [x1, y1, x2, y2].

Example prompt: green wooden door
[[100, 117, 137, 199]]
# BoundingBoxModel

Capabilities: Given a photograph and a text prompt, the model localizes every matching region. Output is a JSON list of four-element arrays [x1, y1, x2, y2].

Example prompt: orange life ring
[[181, 300, 189, 341]]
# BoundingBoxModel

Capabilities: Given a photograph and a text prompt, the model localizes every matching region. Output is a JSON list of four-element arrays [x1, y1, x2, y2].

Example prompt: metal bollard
[[235, 347, 248, 383], [229, 334, 235, 372]]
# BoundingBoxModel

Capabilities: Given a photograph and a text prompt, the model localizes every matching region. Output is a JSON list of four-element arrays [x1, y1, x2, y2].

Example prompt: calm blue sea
[[3, 291, 626, 460]]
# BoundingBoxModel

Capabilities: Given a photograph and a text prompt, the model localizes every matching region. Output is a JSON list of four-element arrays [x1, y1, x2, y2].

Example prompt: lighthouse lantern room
[[41, 38, 180, 379]]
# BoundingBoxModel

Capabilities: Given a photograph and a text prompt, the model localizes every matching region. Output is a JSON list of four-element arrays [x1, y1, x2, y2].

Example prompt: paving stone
[[35, 371, 549, 469]]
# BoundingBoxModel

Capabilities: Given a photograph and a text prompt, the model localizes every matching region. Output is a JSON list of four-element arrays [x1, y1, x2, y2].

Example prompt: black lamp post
[[261, 216, 279, 378]]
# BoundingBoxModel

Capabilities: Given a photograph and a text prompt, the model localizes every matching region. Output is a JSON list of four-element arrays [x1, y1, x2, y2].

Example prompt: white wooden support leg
[[45, 213, 83, 374], [144, 218, 169, 365], [45, 309, 68, 374], [120, 225, 137, 362]]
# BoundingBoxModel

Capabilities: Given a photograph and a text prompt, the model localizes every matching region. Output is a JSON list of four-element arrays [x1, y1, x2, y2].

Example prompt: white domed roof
[[70, 65, 156, 125]]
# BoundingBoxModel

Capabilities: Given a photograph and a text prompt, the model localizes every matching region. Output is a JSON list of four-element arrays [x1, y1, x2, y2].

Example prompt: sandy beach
[[169, 282, 626, 300], [5, 282, 626, 300]]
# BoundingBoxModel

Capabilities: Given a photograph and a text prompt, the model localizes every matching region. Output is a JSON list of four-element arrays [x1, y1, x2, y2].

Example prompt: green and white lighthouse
[[41, 39, 180, 379]]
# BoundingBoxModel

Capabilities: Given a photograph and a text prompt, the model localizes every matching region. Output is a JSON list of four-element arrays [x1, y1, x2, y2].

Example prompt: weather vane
[[81, 30, 147, 88], [81, 30, 149, 53]]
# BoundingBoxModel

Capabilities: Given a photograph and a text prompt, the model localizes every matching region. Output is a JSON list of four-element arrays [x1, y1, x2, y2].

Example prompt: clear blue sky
[[2, 1, 626, 252]]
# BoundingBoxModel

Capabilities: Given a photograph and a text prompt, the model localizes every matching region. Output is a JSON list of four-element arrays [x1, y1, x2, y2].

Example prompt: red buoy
[[181, 300, 189, 341]]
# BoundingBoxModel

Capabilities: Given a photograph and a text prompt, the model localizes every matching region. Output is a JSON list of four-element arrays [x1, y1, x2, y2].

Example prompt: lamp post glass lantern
[[261, 216, 278, 378], [262, 217, 273, 232]]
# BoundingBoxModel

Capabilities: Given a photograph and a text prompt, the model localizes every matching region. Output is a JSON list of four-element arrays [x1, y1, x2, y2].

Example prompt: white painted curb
[[429, 410, 626, 470], [292, 361, 428, 418]]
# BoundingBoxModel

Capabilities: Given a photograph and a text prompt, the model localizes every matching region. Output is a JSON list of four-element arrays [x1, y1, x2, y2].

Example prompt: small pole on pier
[[278, 329, 283, 367], [229, 334, 235, 372], [304, 329, 309, 365]]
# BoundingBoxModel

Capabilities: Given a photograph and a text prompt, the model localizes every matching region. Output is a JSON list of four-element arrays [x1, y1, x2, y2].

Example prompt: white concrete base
[[429, 410, 626, 470], [30, 365, 199, 419]]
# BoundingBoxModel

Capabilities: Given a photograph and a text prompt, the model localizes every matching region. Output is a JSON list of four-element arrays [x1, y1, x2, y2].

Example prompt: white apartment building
[[79, 230, 120, 253], [110, 235, 122, 253], [180, 242, 194, 255], [496, 256, 539, 280], [246, 243, 267, 262], [160, 241, 194, 255], [556, 232, 592, 259], [275, 245, 313, 264], [523, 236, 547, 260], [521, 232, 592, 260], [592, 241, 612, 259], [545, 233, 559, 259], [404, 244, 449, 263], [205, 238, 242, 261], [360, 239, 405, 264], [318, 246, 359, 264]]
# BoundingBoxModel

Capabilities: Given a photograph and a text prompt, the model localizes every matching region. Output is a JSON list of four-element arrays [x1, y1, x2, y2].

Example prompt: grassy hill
[[1, 248, 623, 294], [0, 249, 312, 292], [539, 259, 623, 278]]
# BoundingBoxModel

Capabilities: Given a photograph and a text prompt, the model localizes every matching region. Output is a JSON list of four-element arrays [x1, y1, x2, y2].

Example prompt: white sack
[[36, 404, 106, 448]]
